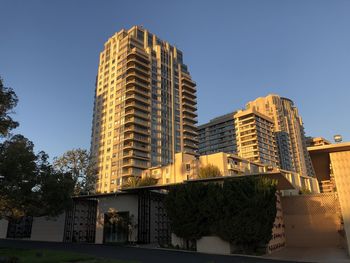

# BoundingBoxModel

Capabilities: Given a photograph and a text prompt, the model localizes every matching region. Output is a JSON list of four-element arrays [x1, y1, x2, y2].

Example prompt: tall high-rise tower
[[234, 109, 279, 167], [246, 94, 314, 177], [90, 26, 197, 193]]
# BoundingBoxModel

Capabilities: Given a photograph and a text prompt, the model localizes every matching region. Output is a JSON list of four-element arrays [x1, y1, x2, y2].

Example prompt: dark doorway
[[103, 211, 129, 243]]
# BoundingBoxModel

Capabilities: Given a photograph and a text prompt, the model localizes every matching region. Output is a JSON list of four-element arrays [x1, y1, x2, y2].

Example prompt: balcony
[[183, 128, 197, 137], [123, 150, 150, 160], [124, 125, 149, 136], [124, 109, 149, 120], [183, 108, 197, 118], [181, 80, 196, 93], [182, 101, 197, 111], [184, 135, 198, 143], [183, 122, 197, 130], [125, 93, 150, 105], [126, 78, 150, 91], [227, 163, 243, 171], [126, 70, 150, 83], [181, 75, 196, 86], [126, 64, 150, 76], [124, 116, 150, 128], [122, 159, 150, 169], [182, 89, 196, 99], [183, 115, 197, 124], [124, 133, 149, 143], [182, 95, 197, 105], [123, 142, 150, 152], [184, 141, 197, 149], [125, 86, 149, 98], [125, 101, 150, 113], [127, 49, 150, 64]]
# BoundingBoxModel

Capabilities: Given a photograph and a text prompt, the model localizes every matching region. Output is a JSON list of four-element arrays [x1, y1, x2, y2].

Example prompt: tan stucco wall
[[95, 194, 138, 244], [330, 151, 350, 254], [199, 152, 227, 175], [309, 152, 330, 182], [30, 213, 66, 242], [282, 193, 344, 248], [0, 219, 8, 238]]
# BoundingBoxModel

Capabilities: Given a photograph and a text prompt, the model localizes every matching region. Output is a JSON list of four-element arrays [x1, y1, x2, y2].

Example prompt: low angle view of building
[[1, 1, 349, 262], [234, 108, 279, 167], [90, 26, 197, 193], [246, 94, 314, 177]]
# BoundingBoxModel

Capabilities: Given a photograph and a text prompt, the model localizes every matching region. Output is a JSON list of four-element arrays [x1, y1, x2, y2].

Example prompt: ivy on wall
[[165, 177, 277, 253]]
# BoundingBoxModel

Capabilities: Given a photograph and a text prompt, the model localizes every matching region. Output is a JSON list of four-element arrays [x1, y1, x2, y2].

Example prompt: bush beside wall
[[165, 177, 277, 253]]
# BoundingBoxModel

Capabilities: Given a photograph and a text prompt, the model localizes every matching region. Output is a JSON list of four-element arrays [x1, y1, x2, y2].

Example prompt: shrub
[[198, 164, 222, 179], [165, 177, 277, 253]]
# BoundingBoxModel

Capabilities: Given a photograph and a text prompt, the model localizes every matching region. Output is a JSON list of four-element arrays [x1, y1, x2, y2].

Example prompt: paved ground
[[265, 247, 350, 263], [0, 239, 296, 263]]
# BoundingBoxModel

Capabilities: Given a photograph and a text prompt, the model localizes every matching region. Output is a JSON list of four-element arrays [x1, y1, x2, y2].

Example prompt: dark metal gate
[[6, 216, 33, 239], [137, 190, 170, 245], [63, 199, 97, 243]]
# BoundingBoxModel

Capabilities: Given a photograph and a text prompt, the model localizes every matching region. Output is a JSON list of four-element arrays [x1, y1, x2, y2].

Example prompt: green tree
[[214, 177, 277, 253], [0, 77, 19, 137], [122, 176, 158, 188], [0, 135, 74, 220], [53, 149, 97, 195], [198, 164, 222, 179], [165, 183, 215, 242], [165, 177, 277, 253]]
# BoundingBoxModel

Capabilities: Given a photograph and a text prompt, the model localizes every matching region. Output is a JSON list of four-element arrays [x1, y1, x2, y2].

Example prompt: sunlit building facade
[[234, 109, 279, 167], [90, 26, 197, 193], [246, 94, 314, 177]]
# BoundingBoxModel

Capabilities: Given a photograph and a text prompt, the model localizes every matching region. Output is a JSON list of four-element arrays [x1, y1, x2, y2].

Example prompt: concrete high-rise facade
[[198, 112, 237, 155], [234, 109, 279, 167], [90, 26, 197, 193], [246, 94, 314, 177]]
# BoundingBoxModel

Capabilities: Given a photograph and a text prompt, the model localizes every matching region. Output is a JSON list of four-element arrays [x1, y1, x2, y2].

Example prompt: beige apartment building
[[90, 26, 197, 193], [306, 136, 331, 147], [246, 94, 314, 177], [234, 108, 279, 167], [141, 152, 266, 185], [140, 151, 318, 195]]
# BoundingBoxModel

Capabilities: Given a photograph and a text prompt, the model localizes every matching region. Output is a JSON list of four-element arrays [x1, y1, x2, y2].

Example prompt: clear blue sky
[[1, 0, 349, 158]]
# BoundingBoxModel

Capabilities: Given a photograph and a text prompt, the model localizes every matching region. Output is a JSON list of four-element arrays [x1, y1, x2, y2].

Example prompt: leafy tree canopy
[[0, 77, 19, 137], [198, 164, 222, 179], [53, 148, 97, 196], [122, 176, 158, 189], [165, 177, 277, 253], [0, 135, 74, 220]]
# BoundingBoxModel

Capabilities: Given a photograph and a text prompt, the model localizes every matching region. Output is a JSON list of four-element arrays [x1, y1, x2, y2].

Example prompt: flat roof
[[73, 171, 299, 200], [308, 142, 350, 153]]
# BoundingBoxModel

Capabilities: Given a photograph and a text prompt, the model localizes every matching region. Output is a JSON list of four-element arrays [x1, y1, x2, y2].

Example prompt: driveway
[[0, 239, 296, 263], [265, 247, 350, 263]]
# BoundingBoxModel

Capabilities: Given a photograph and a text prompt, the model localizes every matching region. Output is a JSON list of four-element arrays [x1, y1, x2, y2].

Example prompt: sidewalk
[[265, 247, 350, 263]]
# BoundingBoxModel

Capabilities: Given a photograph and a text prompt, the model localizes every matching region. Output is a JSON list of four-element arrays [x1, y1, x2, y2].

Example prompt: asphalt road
[[0, 239, 298, 263]]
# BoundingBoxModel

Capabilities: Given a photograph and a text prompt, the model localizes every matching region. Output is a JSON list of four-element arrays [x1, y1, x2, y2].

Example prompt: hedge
[[165, 176, 277, 252]]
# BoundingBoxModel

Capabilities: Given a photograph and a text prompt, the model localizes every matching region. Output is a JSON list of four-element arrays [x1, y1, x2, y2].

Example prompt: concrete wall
[[0, 219, 8, 238], [330, 151, 350, 254], [30, 213, 65, 242], [196, 236, 231, 255], [282, 193, 344, 248], [95, 194, 138, 244]]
